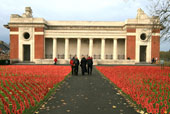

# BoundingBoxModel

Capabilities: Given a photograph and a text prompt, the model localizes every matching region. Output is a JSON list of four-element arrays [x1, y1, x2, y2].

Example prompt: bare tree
[[148, 0, 170, 40]]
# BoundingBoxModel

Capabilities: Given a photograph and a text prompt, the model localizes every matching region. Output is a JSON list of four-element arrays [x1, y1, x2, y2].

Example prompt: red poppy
[[0, 65, 71, 114], [159, 97, 163, 101], [96, 66, 170, 114]]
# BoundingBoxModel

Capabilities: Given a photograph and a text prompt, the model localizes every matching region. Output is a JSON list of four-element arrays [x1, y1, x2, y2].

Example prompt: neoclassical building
[[4, 7, 161, 64]]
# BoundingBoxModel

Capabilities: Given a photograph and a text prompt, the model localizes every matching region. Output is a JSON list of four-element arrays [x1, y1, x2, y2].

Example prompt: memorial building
[[4, 7, 161, 64]]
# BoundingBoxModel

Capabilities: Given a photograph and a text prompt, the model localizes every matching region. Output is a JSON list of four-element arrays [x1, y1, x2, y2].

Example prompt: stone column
[[65, 38, 69, 59], [101, 38, 105, 60], [77, 38, 81, 59], [124, 38, 127, 60], [53, 38, 57, 59], [113, 38, 117, 60], [89, 38, 93, 57]]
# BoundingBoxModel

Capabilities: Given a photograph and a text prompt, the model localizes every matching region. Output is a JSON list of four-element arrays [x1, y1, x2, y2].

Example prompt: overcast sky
[[0, 0, 169, 51]]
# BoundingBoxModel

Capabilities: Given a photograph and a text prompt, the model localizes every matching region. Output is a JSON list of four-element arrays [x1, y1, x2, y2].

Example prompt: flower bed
[[96, 66, 170, 114], [0, 65, 71, 114]]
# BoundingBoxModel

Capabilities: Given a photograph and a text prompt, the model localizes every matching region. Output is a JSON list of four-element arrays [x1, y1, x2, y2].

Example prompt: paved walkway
[[38, 67, 138, 114]]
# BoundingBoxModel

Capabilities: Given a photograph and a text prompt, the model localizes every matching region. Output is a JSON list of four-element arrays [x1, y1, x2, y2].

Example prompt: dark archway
[[140, 46, 146, 62], [23, 45, 30, 61]]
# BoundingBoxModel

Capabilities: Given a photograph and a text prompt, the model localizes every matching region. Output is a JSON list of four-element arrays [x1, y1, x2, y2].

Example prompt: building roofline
[[46, 21, 125, 27]]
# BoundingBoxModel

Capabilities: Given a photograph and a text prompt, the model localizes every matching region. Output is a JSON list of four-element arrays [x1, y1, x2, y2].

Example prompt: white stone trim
[[47, 21, 125, 26], [34, 32, 44, 35], [152, 33, 160, 36], [10, 32, 19, 34], [18, 29, 22, 61], [126, 33, 136, 36], [18, 27, 35, 62], [32, 28, 35, 61], [45, 36, 126, 39], [45, 30, 126, 33], [136, 28, 152, 63]]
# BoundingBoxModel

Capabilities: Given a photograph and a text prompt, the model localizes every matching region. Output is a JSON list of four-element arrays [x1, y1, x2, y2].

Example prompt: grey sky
[[0, 0, 169, 51]]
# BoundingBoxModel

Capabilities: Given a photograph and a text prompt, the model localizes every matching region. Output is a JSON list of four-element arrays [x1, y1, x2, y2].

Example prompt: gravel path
[[38, 67, 138, 114]]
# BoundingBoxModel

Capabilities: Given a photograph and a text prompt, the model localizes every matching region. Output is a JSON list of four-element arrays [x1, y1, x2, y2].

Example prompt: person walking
[[74, 56, 79, 75], [70, 57, 75, 75], [87, 56, 93, 75], [80, 56, 87, 75]]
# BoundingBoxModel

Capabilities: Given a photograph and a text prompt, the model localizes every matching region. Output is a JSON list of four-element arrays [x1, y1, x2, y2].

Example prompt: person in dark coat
[[70, 57, 75, 75], [74, 56, 79, 75], [85, 56, 88, 73], [80, 56, 87, 75], [87, 56, 93, 75], [151, 58, 155, 64]]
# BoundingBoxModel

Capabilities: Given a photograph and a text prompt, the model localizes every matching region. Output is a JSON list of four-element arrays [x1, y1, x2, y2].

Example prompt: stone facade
[[4, 7, 161, 65]]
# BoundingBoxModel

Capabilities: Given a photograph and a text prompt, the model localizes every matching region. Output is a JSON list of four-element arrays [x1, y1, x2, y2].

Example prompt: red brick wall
[[126, 28, 136, 33], [35, 27, 44, 32], [10, 27, 18, 32], [152, 29, 160, 33], [10, 35, 18, 59], [127, 36, 136, 60], [35, 35, 44, 59], [151, 36, 160, 60]]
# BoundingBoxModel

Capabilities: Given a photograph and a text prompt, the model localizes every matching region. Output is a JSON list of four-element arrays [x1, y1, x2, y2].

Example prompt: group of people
[[70, 56, 93, 75]]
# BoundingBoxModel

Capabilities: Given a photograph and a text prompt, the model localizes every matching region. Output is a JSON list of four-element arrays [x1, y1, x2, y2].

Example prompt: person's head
[[75, 56, 78, 59]]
